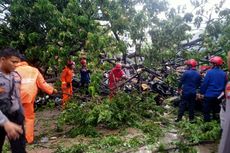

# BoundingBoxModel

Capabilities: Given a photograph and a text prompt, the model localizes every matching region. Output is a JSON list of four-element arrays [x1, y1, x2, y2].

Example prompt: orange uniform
[[15, 62, 54, 143], [60, 66, 74, 107]]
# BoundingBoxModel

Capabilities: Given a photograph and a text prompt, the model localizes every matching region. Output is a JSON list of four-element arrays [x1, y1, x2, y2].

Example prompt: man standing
[[175, 59, 201, 122], [15, 55, 57, 144], [200, 56, 227, 122], [80, 59, 90, 95], [60, 60, 75, 107], [0, 48, 26, 153]]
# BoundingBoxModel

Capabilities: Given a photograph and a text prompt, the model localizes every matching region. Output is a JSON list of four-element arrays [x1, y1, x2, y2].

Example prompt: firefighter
[[175, 59, 201, 122], [108, 63, 127, 99], [200, 65, 211, 78], [60, 60, 75, 107], [200, 56, 227, 122], [15, 54, 57, 144]]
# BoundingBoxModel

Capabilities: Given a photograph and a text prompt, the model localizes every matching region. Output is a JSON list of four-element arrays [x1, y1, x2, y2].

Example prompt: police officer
[[200, 56, 227, 122], [175, 59, 201, 122], [0, 48, 26, 153]]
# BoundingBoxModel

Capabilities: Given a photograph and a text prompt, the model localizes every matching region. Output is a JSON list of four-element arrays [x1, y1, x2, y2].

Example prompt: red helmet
[[200, 65, 211, 72], [67, 60, 75, 66], [209, 56, 223, 66], [80, 59, 87, 65], [184, 59, 197, 67], [115, 63, 122, 69]]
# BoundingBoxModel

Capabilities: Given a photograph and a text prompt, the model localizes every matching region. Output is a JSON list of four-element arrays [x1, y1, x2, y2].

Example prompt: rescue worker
[[218, 52, 230, 153], [175, 59, 201, 122], [200, 56, 227, 122], [60, 60, 75, 107], [80, 59, 90, 95], [0, 48, 26, 153], [15, 54, 57, 144], [108, 63, 127, 98], [200, 65, 211, 77]]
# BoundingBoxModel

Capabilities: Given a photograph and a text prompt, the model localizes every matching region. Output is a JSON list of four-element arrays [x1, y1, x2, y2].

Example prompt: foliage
[[158, 143, 166, 152], [174, 141, 198, 153], [125, 137, 145, 148], [67, 125, 99, 138], [136, 121, 163, 144], [0, 0, 118, 75], [97, 136, 123, 150], [2, 142, 10, 153], [177, 119, 221, 143], [1, 0, 230, 73], [55, 135, 124, 153], [57, 92, 163, 137], [164, 71, 179, 88], [55, 144, 86, 153], [88, 70, 103, 96]]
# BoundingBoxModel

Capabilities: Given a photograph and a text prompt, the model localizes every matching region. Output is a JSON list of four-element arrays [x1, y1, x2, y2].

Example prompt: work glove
[[66, 82, 71, 88], [53, 89, 58, 94]]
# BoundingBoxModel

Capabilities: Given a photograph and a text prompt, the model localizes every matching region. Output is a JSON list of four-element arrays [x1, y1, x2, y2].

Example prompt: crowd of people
[[0, 47, 230, 153]]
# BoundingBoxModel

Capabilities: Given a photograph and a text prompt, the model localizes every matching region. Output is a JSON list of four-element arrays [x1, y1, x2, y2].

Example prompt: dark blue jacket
[[200, 67, 227, 97], [179, 68, 201, 95], [80, 68, 90, 84]]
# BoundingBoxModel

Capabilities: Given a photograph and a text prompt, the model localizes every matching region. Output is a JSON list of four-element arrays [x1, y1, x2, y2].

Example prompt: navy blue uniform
[[177, 68, 201, 121], [200, 67, 227, 122], [80, 68, 90, 85], [80, 67, 90, 95]]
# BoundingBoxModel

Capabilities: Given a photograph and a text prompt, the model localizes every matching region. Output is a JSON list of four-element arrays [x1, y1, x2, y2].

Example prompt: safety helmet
[[200, 65, 211, 72], [115, 63, 122, 69], [184, 59, 197, 67], [209, 56, 223, 66], [80, 59, 87, 65]]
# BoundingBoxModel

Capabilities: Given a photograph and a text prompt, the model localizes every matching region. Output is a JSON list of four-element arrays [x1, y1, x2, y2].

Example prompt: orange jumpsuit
[[60, 66, 74, 107], [15, 62, 54, 144]]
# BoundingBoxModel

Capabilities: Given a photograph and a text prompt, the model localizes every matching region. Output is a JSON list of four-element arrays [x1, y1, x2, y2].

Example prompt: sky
[[169, 0, 230, 11], [166, 0, 230, 39]]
